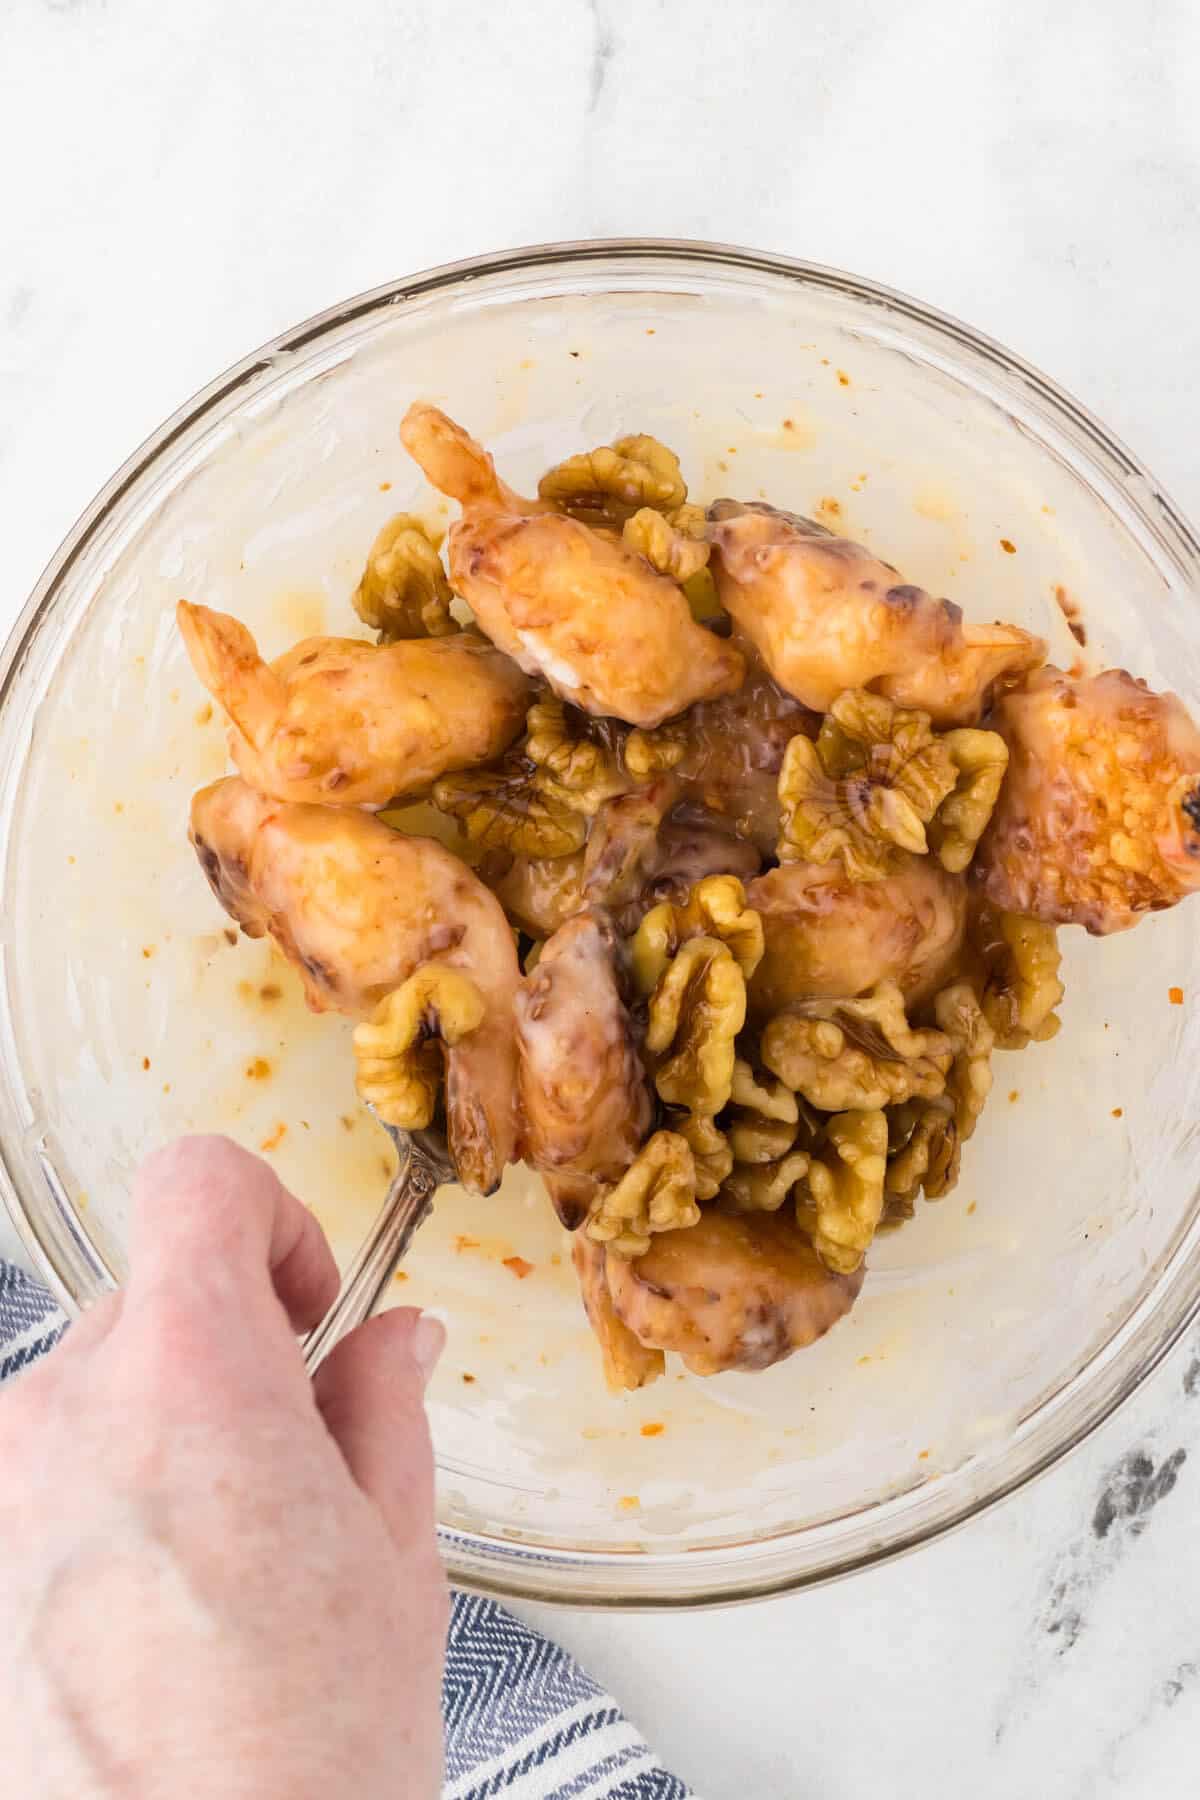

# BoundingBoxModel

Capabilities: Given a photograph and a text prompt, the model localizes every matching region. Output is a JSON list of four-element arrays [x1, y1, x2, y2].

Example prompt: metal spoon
[[302, 1113, 455, 1375]]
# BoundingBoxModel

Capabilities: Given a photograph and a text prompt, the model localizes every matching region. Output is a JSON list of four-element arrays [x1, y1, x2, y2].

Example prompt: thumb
[[311, 1308, 445, 1550]]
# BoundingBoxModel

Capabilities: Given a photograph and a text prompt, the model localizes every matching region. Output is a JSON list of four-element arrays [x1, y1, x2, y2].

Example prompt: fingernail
[[411, 1314, 446, 1386]]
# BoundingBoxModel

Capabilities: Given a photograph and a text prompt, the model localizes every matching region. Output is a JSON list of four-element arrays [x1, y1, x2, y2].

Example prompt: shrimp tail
[[400, 403, 506, 509], [177, 601, 287, 750]]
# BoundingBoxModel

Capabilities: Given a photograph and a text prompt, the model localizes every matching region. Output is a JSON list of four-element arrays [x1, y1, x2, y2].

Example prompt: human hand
[[0, 1135, 448, 1799]]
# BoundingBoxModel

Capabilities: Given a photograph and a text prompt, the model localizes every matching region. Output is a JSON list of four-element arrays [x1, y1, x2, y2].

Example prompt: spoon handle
[[301, 1143, 439, 1375]]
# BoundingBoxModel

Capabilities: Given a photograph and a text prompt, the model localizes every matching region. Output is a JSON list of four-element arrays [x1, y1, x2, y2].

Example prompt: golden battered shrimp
[[747, 855, 966, 1016], [189, 778, 520, 1191], [708, 501, 1044, 727], [177, 602, 529, 808], [975, 667, 1200, 933], [400, 405, 744, 727], [515, 912, 653, 1229], [602, 1209, 864, 1376]]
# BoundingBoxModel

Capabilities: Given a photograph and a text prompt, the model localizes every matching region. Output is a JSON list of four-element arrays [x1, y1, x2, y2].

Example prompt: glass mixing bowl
[[3, 240, 1200, 1608]]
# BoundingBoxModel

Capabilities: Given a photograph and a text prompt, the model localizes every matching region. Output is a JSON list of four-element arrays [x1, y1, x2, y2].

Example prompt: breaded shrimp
[[177, 601, 529, 807], [515, 912, 653, 1229], [708, 501, 1043, 727], [189, 777, 520, 1191], [399, 405, 744, 727], [975, 666, 1200, 933], [747, 855, 966, 1015], [572, 1235, 665, 1392], [602, 1209, 864, 1376]]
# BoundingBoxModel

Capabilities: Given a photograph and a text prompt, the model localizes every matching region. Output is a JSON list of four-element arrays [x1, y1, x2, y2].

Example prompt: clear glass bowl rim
[[3, 236, 1200, 1609]]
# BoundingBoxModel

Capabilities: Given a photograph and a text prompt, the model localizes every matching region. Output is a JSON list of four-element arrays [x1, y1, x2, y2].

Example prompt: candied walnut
[[969, 901, 1064, 1049], [794, 1109, 889, 1274], [623, 505, 711, 584], [623, 722, 688, 779], [722, 1055, 803, 1166], [722, 1150, 813, 1213], [352, 964, 485, 1129], [933, 981, 995, 1142], [674, 1110, 733, 1200], [573, 1235, 665, 1391], [631, 875, 764, 997], [539, 434, 687, 524], [926, 729, 1009, 874], [761, 981, 952, 1112], [524, 695, 629, 814], [585, 1130, 700, 1258], [351, 513, 456, 639], [778, 690, 959, 881], [730, 1056, 799, 1125], [603, 1209, 863, 1375], [975, 666, 1200, 934], [884, 1097, 960, 1214], [727, 1111, 798, 1164], [433, 756, 587, 857], [646, 937, 747, 1115]]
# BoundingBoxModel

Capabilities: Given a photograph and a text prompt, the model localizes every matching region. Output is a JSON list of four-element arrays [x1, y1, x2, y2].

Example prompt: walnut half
[[433, 756, 587, 858], [761, 981, 952, 1112], [971, 903, 1065, 1049], [631, 874, 764, 997], [778, 689, 1008, 881], [645, 936, 748, 1116], [538, 434, 688, 524], [353, 964, 485, 1129], [351, 513, 456, 640], [585, 1129, 700, 1258], [795, 1109, 889, 1274]]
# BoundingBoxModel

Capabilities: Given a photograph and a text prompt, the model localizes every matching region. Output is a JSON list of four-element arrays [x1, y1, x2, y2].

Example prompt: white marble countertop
[[4, 2, 1200, 1794]]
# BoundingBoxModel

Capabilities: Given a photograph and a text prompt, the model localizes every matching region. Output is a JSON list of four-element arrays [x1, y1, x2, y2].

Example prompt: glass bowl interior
[[2, 242, 1200, 1607]]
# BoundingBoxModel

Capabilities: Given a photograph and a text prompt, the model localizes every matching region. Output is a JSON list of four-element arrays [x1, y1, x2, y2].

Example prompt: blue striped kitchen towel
[[0, 1259, 692, 1800]]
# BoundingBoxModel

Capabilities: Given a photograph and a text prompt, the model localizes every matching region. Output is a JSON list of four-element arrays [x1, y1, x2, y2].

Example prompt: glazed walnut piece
[[974, 666, 1200, 933], [523, 695, 630, 815], [761, 981, 953, 1112], [351, 513, 456, 639], [645, 937, 749, 1116], [794, 1109, 890, 1275], [585, 1130, 701, 1259], [884, 1097, 960, 1215], [177, 602, 530, 808], [708, 500, 1044, 727], [432, 755, 588, 858], [969, 901, 1064, 1049], [778, 691, 958, 879], [400, 405, 743, 727], [932, 981, 996, 1144], [353, 965, 485, 1130], [631, 874, 765, 997], [777, 689, 1007, 882], [538, 434, 688, 524], [514, 911, 653, 1230], [622, 505, 711, 584], [673, 1111, 734, 1199], [602, 1208, 864, 1376]]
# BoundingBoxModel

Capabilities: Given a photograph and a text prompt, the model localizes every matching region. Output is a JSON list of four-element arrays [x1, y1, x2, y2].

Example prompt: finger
[[312, 1308, 444, 1549], [130, 1135, 340, 1333]]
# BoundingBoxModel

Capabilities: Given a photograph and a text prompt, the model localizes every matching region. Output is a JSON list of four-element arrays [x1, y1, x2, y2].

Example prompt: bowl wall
[[3, 242, 1199, 1604]]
